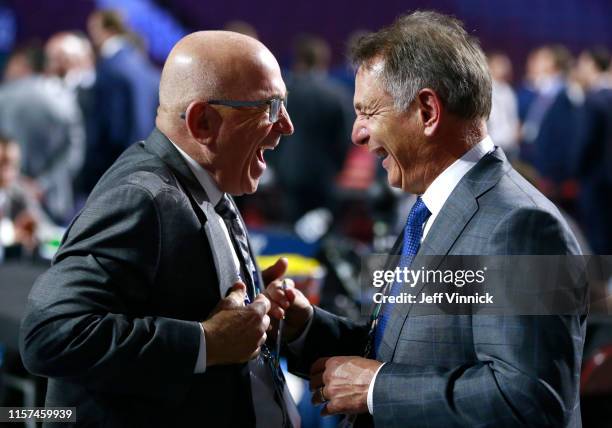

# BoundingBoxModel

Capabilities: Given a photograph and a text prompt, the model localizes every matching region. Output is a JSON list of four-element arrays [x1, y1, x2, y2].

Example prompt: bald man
[[20, 31, 298, 427]]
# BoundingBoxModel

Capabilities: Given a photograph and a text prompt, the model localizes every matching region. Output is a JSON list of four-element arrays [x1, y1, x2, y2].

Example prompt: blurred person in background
[[269, 34, 353, 222], [85, 9, 160, 191], [2, 41, 44, 82], [520, 45, 580, 205], [0, 44, 85, 224], [45, 31, 95, 92], [486, 52, 519, 160], [45, 32, 98, 204], [516, 49, 540, 124], [0, 135, 57, 261], [573, 47, 612, 254]]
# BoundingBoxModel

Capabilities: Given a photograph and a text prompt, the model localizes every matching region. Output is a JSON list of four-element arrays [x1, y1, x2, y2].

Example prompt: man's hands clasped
[[202, 282, 273, 366], [202, 256, 379, 417], [201, 257, 305, 367]]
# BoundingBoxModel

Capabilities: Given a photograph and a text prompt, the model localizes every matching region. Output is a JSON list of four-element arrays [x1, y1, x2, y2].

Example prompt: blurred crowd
[[0, 10, 160, 261], [0, 9, 611, 263], [487, 45, 612, 256]]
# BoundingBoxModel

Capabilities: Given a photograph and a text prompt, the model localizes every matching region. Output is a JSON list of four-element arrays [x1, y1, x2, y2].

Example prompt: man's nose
[[351, 121, 369, 146], [275, 104, 294, 136]]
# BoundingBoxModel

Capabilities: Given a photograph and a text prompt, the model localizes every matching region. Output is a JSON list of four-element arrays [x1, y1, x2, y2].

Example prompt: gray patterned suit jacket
[[289, 147, 586, 427]]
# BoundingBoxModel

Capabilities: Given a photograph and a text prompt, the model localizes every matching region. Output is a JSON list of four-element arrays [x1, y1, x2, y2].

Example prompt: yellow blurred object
[[257, 253, 323, 277]]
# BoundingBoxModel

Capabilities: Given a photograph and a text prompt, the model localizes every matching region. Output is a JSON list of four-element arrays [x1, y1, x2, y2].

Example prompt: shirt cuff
[[287, 312, 314, 354], [194, 322, 207, 373], [367, 363, 385, 415]]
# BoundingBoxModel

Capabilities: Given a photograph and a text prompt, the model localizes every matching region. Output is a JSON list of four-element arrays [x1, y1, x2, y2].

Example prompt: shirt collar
[[100, 35, 126, 59], [421, 135, 495, 218], [169, 140, 224, 206]]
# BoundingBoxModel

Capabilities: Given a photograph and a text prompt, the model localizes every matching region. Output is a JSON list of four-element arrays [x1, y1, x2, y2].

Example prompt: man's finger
[[266, 285, 290, 309], [321, 401, 335, 416], [311, 384, 330, 405], [249, 293, 271, 316], [268, 304, 285, 320], [262, 257, 288, 284], [250, 347, 262, 360], [262, 314, 271, 331], [223, 282, 247, 307], [284, 286, 303, 305], [258, 332, 267, 347]]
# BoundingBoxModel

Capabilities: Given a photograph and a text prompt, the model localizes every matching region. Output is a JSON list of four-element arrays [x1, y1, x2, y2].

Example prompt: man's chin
[[241, 178, 260, 195], [386, 173, 402, 189]]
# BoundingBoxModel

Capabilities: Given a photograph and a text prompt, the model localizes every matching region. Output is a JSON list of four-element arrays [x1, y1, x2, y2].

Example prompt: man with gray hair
[[268, 10, 585, 427]]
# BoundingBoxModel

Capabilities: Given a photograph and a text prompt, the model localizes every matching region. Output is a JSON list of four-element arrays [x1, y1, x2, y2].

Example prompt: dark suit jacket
[[87, 43, 160, 192], [97, 44, 160, 145], [289, 148, 586, 427], [20, 129, 259, 427], [532, 88, 580, 184], [269, 72, 354, 220]]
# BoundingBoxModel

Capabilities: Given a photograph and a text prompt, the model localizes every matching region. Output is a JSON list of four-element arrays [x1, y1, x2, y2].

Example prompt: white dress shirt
[[171, 142, 286, 427], [366, 135, 496, 414]]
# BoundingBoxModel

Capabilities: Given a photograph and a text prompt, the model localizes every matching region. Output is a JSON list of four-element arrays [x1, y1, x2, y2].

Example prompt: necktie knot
[[215, 195, 238, 220], [405, 197, 430, 232], [401, 196, 431, 263]]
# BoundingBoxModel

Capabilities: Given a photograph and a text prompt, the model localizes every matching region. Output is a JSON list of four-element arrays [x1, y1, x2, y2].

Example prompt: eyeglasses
[[180, 95, 288, 124]]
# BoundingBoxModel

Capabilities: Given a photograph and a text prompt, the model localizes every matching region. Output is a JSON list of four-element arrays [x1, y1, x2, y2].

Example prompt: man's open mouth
[[373, 147, 388, 159]]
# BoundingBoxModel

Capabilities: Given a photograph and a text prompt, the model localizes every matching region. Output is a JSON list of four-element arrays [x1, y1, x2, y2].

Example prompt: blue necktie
[[373, 197, 431, 356]]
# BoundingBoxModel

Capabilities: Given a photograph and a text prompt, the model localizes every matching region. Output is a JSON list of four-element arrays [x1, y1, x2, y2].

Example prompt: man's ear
[[416, 88, 442, 137], [184, 101, 221, 145]]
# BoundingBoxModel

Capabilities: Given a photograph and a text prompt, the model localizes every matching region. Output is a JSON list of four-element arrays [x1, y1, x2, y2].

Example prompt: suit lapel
[[143, 128, 243, 298], [380, 148, 510, 361], [143, 128, 205, 203]]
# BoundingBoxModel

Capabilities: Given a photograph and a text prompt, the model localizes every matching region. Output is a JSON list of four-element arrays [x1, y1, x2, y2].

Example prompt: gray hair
[[350, 10, 492, 119]]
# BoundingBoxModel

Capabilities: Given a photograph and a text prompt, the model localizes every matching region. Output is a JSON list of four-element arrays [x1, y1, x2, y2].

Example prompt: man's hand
[[310, 356, 383, 415], [202, 283, 271, 366], [262, 258, 313, 341]]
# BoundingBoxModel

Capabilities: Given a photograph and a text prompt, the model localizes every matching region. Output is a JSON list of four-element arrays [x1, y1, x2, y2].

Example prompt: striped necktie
[[214, 194, 294, 427], [215, 195, 259, 299]]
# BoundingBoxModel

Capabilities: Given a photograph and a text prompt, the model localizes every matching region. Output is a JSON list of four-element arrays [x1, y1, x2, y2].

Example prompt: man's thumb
[[224, 282, 247, 307], [262, 257, 288, 284]]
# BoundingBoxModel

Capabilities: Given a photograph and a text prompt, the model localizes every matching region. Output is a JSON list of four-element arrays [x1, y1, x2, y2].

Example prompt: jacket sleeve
[[287, 306, 370, 378], [372, 208, 585, 427], [19, 183, 202, 400]]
